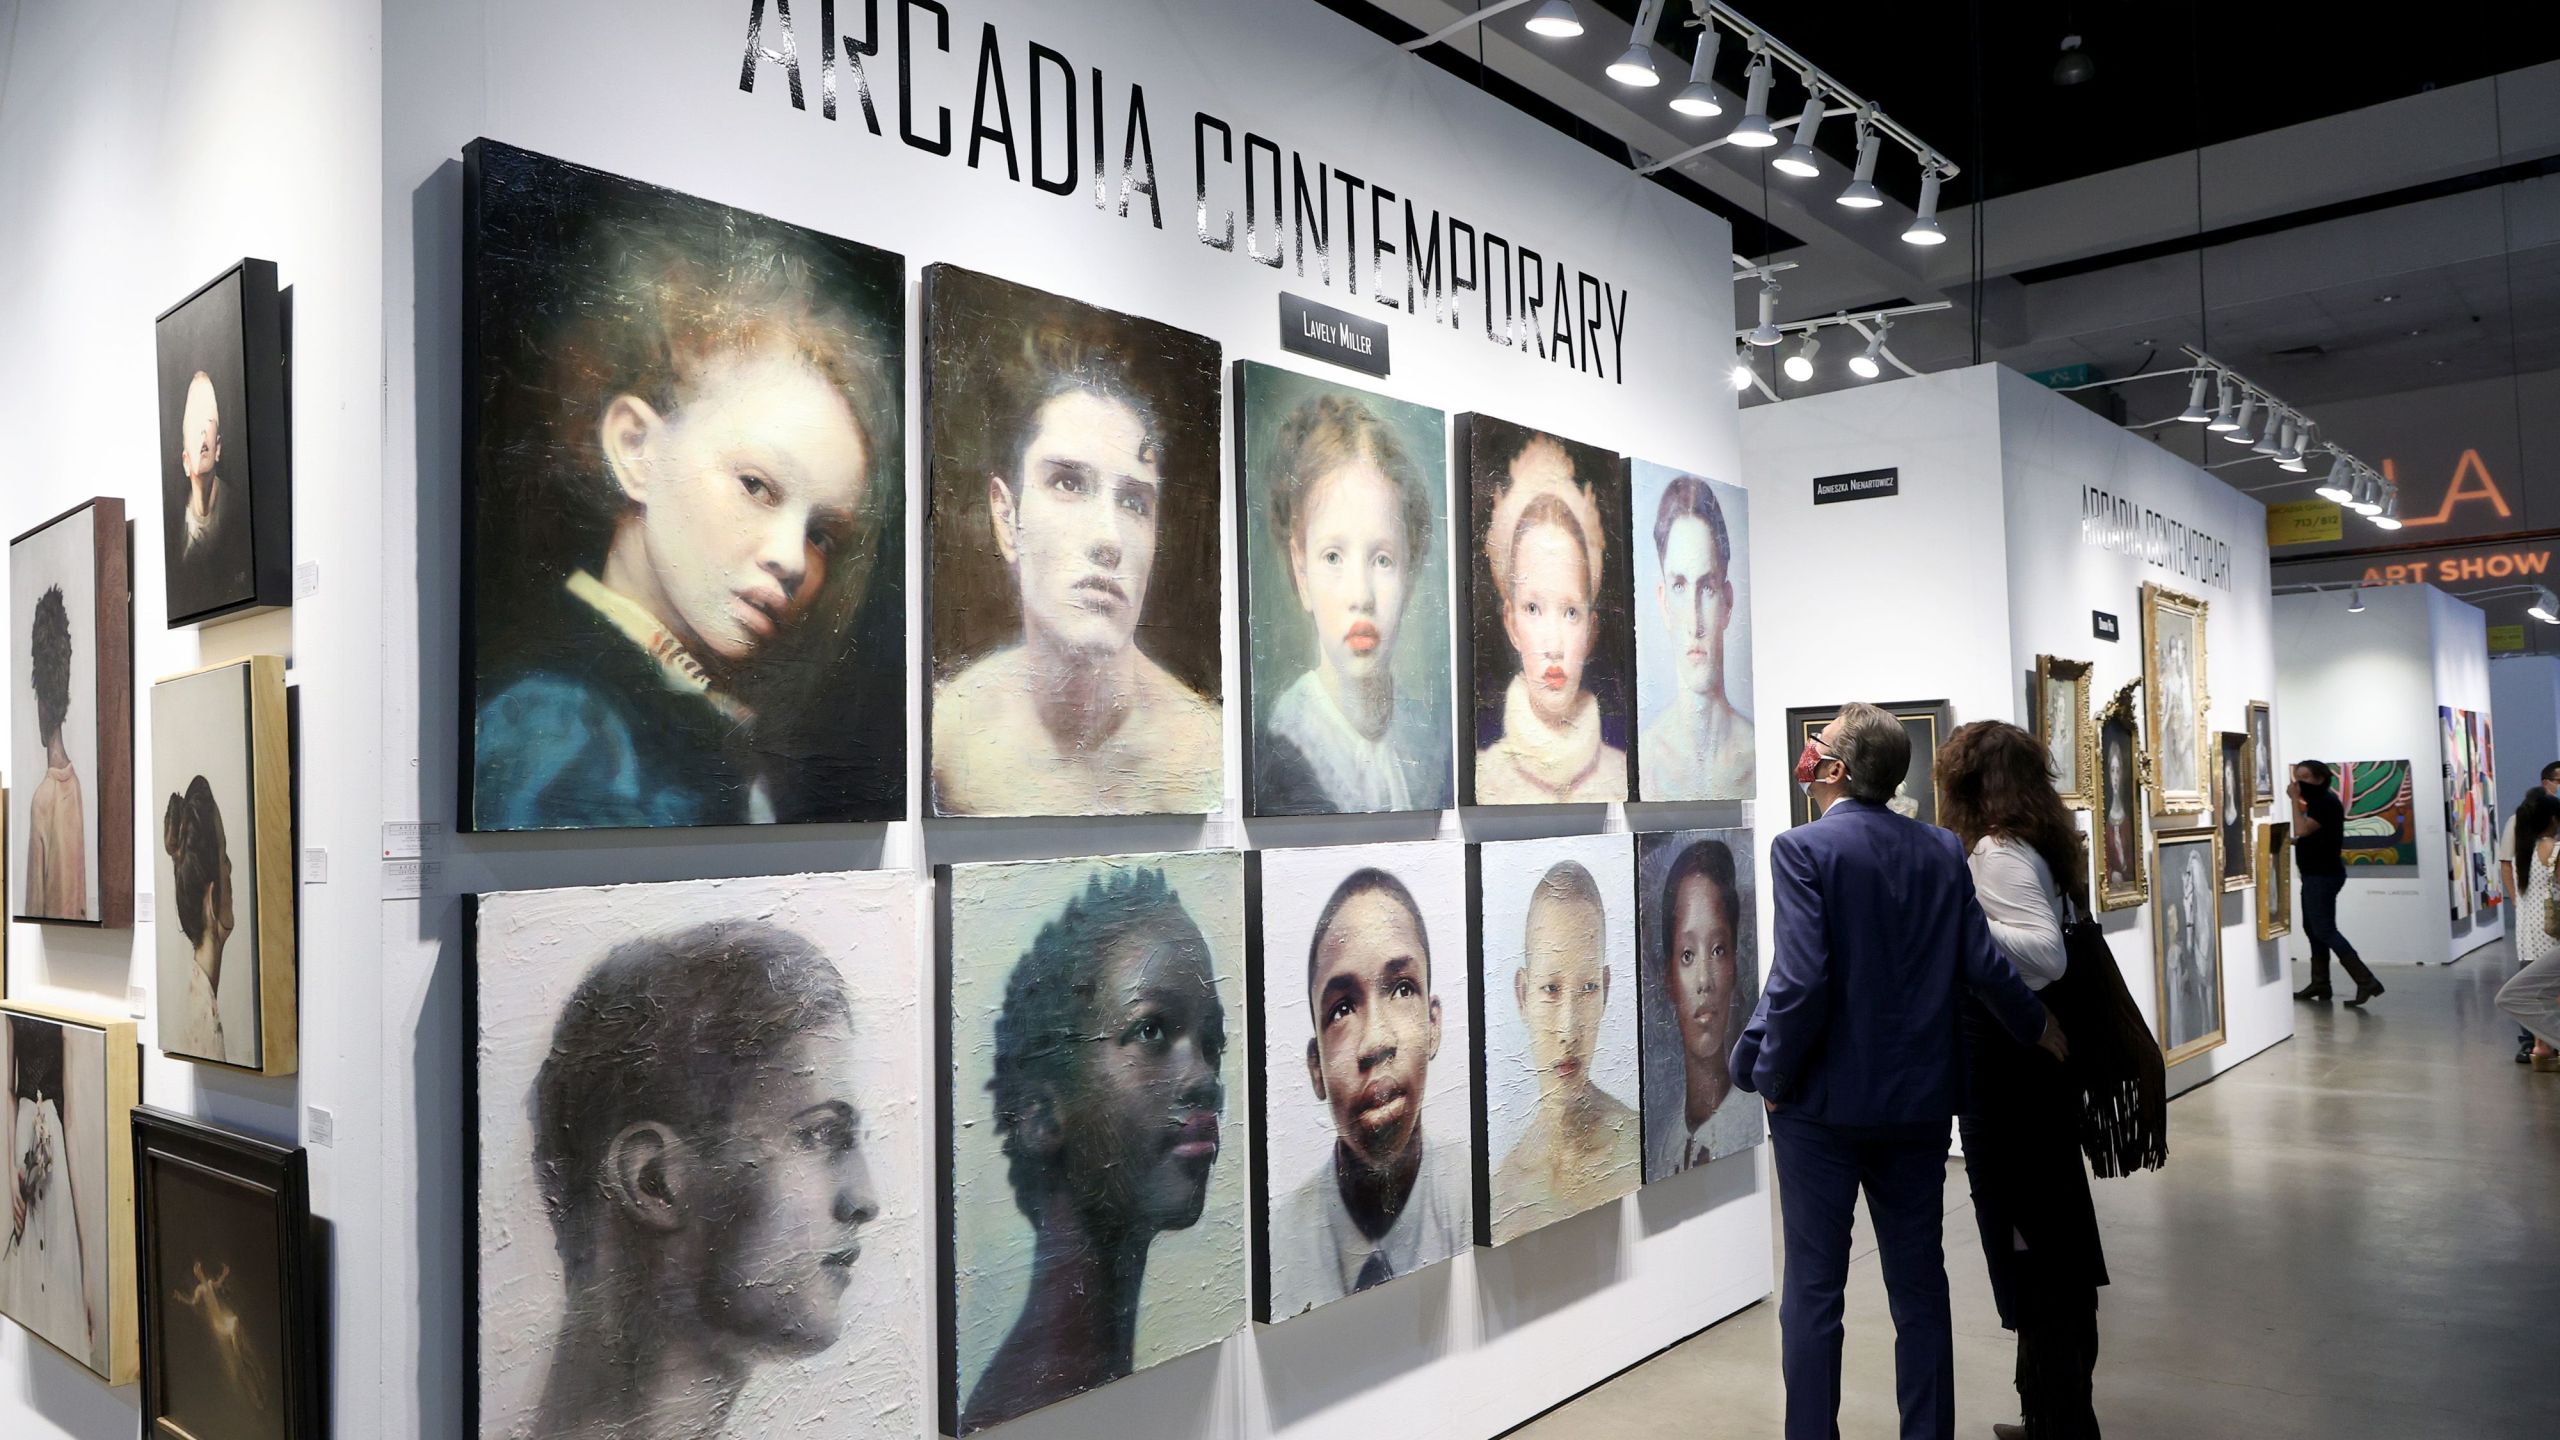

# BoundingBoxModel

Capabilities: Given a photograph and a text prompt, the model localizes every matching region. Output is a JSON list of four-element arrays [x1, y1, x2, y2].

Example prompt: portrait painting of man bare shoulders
[[1631, 461, 1753, 803], [924, 266, 1226, 818], [462, 140, 907, 832], [473, 871, 924, 1440]]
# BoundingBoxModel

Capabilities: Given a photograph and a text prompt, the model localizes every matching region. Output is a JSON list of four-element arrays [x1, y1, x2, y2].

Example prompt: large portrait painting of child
[[461, 140, 906, 831]]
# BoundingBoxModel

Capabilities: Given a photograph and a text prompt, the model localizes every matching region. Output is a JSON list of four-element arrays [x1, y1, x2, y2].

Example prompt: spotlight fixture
[[1670, 23, 1723, 116], [1729, 49, 1780, 147], [1902, 169, 1946, 245], [2348, 587, 2365, 614], [1773, 87, 1828, 177], [2052, 34, 2094, 87], [2371, 487, 2403, 529], [2349, 473, 2384, 516], [1747, 283, 1782, 346], [2177, 372, 2213, 422], [2314, 455, 2355, 504], [1524, 0, 1585, 38], [1606, 0, 1664, 87], [1848, 322, 1889, 379], [2532, 586, 2560, 624], [2252, 415, 2285, 458], [1783, 331, 1822, 383], [1730, 347, 1757, 391], [2224, 394, 2258, 445], [1837, 121, 1884, 207], [2207, 381, 2239, 432]]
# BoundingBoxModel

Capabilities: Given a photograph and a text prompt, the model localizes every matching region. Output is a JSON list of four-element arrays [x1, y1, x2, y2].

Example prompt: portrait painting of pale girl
[[1240, 364, 1453, 817], [465, 141, 907, 832], [1466, 418, 1632, 805], [926, 267, 1225, 818]]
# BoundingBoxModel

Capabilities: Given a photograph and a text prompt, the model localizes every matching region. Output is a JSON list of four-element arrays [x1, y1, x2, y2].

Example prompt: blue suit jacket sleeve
[[1951, 839, 2049, 1046], [1730, 830, 1830, 1103]]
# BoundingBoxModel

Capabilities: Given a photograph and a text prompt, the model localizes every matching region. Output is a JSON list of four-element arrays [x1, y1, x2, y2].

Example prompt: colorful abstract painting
[[2331, 759, 2417, 867]]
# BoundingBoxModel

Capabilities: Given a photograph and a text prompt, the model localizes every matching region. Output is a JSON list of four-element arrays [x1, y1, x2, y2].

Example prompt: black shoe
[[2344, 980, 2386, 1007], [2522, 1034, 2540, 1064], [2293, 982, 2333, 1001]]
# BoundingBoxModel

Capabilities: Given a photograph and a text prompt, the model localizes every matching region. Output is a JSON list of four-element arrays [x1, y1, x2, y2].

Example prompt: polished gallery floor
[[1512, 951, 2560, 1439]]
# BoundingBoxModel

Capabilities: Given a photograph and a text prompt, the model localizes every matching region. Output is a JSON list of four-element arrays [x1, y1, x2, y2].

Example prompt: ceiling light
[[1848, 324, 1888, 379], [2314, 456, 2354, 504], [2252, 415, 2285, 458], [2531, 586, 2560, 624], [2207, 381, 2239, 432], [1837, 123, 1884, 207], [1902, 169, 1946, 245], [1747, 283, 1782, 346], [2052, 34, 2094, 87], [1783, 331, 1822, 383], [1606, 2, 1663, 87], [1524, 0, 1585, 38], [1774, 89, 1828, 177], [1730, 347, 1756, 391], [2177, 372, 2212, 422], [2279, 422, 2312, 471], [2370, 487, 2403, 529], [2224, 394, 2258, 444], [2349, 588, 2365, 614], [2349, 473, 2384, 515], [1729, 50, 1779, 147], [1670, 24, 1723, 116]]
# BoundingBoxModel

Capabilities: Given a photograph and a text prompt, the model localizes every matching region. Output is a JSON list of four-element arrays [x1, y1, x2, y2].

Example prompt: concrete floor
[[1510, 952, 2560, 1439]]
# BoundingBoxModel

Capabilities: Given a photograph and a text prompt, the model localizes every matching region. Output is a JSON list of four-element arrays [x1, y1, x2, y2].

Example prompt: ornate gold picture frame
[[2152, 829, 2228, 1066], [2033, 655, 2096, 811], [2246, 700, 2275, 813], [2096, 679, 2150, 911], [2141, 582, 2211, 821], [2257, 822, 2294, 940]]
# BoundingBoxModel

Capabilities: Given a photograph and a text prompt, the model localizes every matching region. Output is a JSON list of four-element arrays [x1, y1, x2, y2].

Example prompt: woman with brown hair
[[1937, 719, 2106, 1440]]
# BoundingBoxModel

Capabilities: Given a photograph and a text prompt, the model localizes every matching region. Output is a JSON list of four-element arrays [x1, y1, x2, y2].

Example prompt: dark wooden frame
[[132, 1107, 316, 1439], [2218, 731, 2253, 893], [11, 496, 133, 927], [154, 258, 293, 626], [1781, 699, 1953, 828]]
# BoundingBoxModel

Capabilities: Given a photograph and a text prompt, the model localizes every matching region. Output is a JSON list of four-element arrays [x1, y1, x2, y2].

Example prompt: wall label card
[[1811, 466, 1898, 505], [1279, 293, 1391, 378], [2092, 610, 2120, 642]]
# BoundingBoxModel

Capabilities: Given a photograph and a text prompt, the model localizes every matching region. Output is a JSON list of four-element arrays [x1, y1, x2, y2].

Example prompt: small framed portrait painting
[[2246, 700, 2275, 811], [1783, 700, 1953, 829], [1635, 828, 1764, 1183], [2150, 830, 2227, 1065], [2095, 681, 2149, 912], [0, 998, 141, 1384], [151, 658, 296, 1074], [2032, 655, 2095, 810], [2217, 731, 2252, 892], [2141, 582, 2211, 819], [155, 259, 291, 626], [10, 497, 132, 927], [2257, 822, 2294, 948], [132, 1107, 319, 1439]]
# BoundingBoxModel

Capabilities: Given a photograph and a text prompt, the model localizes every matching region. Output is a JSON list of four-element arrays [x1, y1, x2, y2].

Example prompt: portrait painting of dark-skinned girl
[[938, 852, 1246, 1434], [462, 140, 905, 831]]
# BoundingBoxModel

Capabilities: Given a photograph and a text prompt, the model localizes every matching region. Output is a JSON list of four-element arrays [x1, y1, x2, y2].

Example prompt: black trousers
[[2299, 873, 2378, 990], [1960, 1065, 2106, 1440]]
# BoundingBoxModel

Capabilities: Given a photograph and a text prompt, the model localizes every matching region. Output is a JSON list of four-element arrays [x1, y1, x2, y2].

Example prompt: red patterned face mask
[[1794, 738, 1831, 786]]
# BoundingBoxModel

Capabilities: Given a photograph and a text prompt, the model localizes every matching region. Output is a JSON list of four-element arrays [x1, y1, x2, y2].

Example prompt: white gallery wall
[[2274, 584, 2504, 966], [1745, 364, 2293, 1099], [2491, 655, 2560, 819]]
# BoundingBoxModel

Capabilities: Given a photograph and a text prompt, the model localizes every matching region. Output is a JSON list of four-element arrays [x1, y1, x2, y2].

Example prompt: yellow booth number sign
[[2266, 499, 2343, 547]]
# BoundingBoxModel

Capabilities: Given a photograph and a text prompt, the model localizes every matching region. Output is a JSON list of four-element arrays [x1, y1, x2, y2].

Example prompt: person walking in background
[[2498, 764, 2560, 1062], [1937, 722, 2110, 1440], [1731, 702, 2065, 1440], [2497, 790, 2560, 1073], [2290, 760, 2384, 1006]]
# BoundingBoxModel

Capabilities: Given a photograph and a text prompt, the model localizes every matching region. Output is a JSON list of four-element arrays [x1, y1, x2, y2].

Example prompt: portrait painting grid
[[1461, 414, 1633, 802], [1237, 363, 1454, 817], [943, 851, 1246, 1426], [1254, 841, 1473, 1321], [1476, 832, 1639, 1245], [1629, 460, 1754, 803], [151, 664, 262, 1067], [146, 1146, 286, 1438], [0, 1009, 112, 1373], [465, 140, 908, 830], [1635, 828, 1764, 1183], [923, 265, 1225, 818], [11, 507, 103, 922], [154, 265, 259, 624], [474, 872, 924, 1440]]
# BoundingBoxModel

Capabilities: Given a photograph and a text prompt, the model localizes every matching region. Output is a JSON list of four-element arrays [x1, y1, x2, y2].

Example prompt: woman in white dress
[[2496, 790, 2560, 1071]]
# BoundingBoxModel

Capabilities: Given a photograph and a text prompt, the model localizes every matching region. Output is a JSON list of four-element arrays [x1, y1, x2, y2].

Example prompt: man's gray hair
[[1831, 701, 1911, 804]]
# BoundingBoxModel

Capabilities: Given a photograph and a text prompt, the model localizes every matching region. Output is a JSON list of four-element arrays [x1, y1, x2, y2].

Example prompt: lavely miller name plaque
[[1279, 292, 1390, 377]]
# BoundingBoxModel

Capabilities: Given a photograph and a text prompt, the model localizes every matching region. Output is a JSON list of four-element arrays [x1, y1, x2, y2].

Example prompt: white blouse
[[1968, 834, 2069, 989]]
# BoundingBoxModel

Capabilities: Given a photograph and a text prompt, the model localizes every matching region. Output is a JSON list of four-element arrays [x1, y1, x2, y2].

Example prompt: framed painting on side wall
[[1783, 701, 1952, 828], [2140, 582, 2210, 820], [2150, 831, 2227, 1066], [2095, 681, 2149, 912], [2217, 731, 2251, 892], [2246, 700, 2275, 811], [155, 258, 292, 626], [0, 998, 141, 1384], [2257, 822, 2293, 943], [2033, 655, 2095, 810], [10, 497, 132, 927]]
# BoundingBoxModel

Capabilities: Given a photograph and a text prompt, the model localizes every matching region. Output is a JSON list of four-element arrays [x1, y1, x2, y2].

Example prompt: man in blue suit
[[1732, 702, 2065, 1440]]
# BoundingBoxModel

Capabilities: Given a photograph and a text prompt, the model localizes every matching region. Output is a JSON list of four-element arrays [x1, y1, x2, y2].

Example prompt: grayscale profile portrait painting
[[474, 871, 924, 1440], [1460, 415, 1633, 805], [463, 139, 907, 832], [133, 1107, 319, 1440], [1251, 842, 1472, 1323], [938, 851, 1246, 1434], [1636, 829, 1763, 1183], [924, 265, 1225, 819], [11, 498, 132, 927], [1237, 363, 1453, 817], [1472, 833, 1640, 1246], [155, 258, 291, 626], [2151, 832, 2225, 1064], [1630, 461, 1753, 803]]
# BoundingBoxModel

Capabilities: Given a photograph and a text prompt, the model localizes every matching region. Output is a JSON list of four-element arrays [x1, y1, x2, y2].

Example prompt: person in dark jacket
[[2290, 760, 2384, 1004], [1732, 702, 2065, 1440]]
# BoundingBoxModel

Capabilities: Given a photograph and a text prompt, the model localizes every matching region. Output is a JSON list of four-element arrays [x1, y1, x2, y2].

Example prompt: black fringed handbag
[[2040, 907, 2169, 1177]]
